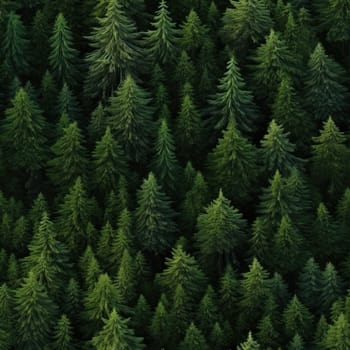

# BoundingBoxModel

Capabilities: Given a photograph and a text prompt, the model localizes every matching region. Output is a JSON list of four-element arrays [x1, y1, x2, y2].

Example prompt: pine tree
[[40, 70, 58, 119], [85, 0, 141, 98], [180, 322, 208, 350], [52, 314, 74, 350], [237, 331, 261, 350], [15, 271, 57, 350], [135, 173, 177, 254], [260, 120, 301, 176], [272, 77, 311, 150], [196, 190, 247, 273], [150, 298, 170, 348], [325, 313, 350, 349], [88, 103, 107, 143], [49, 13, 79, 84], [174, 50, 196, 87], [210, 55, 258, 133], [0, 283, 14, 349], [145, 0, 178, 64], [57, 82, 80, 119], [208, 122, 258, 202], [152, 118, 180, 193], [219, 264, 239, 319], [108, 75, 154, 163], [2, 12, 29, 75], [96, 221, 115, 266], [251, 30, 300, 101], [256, 315, 279, 349], [58, 177, 93, 251], [91, 309, 145, 349], [222, 0, 272, 51], [304, 43, 349, 122], [2, 88, 47, 172], [131, 294, 151, 337], [314, 315, 329, 349], [160, 244, 206, 301], [93, 126, 127, 194], [297, 258, 322, 311], [197, 285, 219, 335], [47, 122, 88, 190], [288, 334, 305, 350], [311, 117, 349, 198], [283, 295, 313, 338]]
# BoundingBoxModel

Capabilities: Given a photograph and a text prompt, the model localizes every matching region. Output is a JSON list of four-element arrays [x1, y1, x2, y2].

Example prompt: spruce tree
[[93, 126, 127, 194], [47, 122, 88, 191], [210, 55, 258, 133], [57, 82, 80, 119], [180, 322, 208, 350], [108, 75, 154, 163], [40, 70, 58, 119], [2, 88, 47, 172], [150, 298, 170, 348], [196, 190, 247, 273], [325, 313, 350, 350], [222, 0, 272, 51], [135, 172, 177, 254], [85, 0, 141, 98], [260, 119, 301, 176], [52, 314, 74, 350], [49, 13, 79, 84], [208, 122, 258, 202], [152, 118, 180, 193], [311, 117, 349, 198], [145, 0, 178, 64], [15, 271, 57, 350], [237, 331, 261, 350], [91, 309, 145, 349], [2, 11, 29, 75], [304, 43, 349, 122], [88, 103, 107, 143], [256, 315, 279, 349]]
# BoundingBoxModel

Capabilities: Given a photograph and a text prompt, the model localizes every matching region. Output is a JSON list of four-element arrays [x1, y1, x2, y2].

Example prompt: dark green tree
[[49, 13, 79, 84], [237, 331, 261, 350], [150, 298, 170, 348], [40, 70, 58, 119], [180, 322, 208, 350], [325, 313, 350, 350], [135, 173, 177, 254], [57, 82, 80, 119], [197, 285, 219, 335], [52, 314, 74, 350], [88, 103, 107, 143], [108, 74, 154, 163]]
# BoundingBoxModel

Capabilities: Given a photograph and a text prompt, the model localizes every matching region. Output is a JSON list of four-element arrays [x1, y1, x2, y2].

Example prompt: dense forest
[[1, 0, 350, 348]]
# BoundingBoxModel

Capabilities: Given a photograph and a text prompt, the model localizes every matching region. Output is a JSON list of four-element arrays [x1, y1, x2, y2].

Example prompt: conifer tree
[[135, 173, 177, 254], [237, 331, 261, 350], [196, 190, 247, 272], [311, 117, 349, 198], [88, 103, 107, 143], [256, 315, 279, 349], [304, 43, 349, 122], [160, 244, 206, 301], [91, 309, 145, 349], [325, 313, 350, 349], [131, 294, 151, 337], [85, 0, 141, 98], [174, 50, 196, 87], [210, 55, 258, 132], [288, 334, 305, 350], [180, 322, 208, 350], [63, 278, 82, 322], [208, 122, 258, 201], [222, 0, 272, 51], [251, 30, 299, 101], [40, 70, 58, 119], [150, 298, 170, 348], [2, 12, 29, 75], [260, 120, 301, 176], [96, 221, 115, 266], [2, 88, 47, 172], [197, 285, 219, 335], [93, 126, 127, 194], [145, 0, 178, 64], [15, 271, 57, 350], [57, 82, 80, 119], [219, 264, 239, 319], [108, 75, 154, 163], [47, 122, 88, 190], [152, 118, 180, 193], [283, 295, 313, 338], [49, 13, 79, 84], [52, 314, 74, 350]]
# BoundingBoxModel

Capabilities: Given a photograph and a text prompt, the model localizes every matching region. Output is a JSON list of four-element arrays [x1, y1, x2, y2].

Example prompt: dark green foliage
[[325, 313, 350, 349], [237, 331, 261, 350], [57, 82, 80, 119], [135, 172, 177, 254], [180, 322, 208, 350], [52, 314, 75, 350]]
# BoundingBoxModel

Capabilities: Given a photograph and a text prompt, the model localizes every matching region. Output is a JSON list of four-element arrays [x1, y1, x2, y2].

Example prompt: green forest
[[1, 0, 350, 348]]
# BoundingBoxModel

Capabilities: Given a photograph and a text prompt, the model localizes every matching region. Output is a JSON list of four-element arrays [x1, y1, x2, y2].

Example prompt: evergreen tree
[[93, 126, 127, 194], [222, 0, 272, 51], [152, 118, 180, 193], [180, 322, 208, 350], [40, 70, 58, 119], [150, 298, 170, 348], [145, 0, 178, 64], [311, 117, 349, 198], [196, 190, 247, 273], [47, 122, 88, 190], [325, 313, 350, 350], [15, 271, 57, 350], [2, 88, 47, 172], [304, 43, 349, 122], [49, 13, 79, 84], [2, 11, 29, 75], [260, 119, 300, 176], [237, 331, 261, 350], [91, 309, 145, 349], [197, 285, 219, 335], [108, 74, 154, 163], [256, 315, 279, 349], [135, 173, 177, 254], [131, 294, 151, 337], [210, 55, 258, 133], [208, 122, 258, 202], [88, 103, 107, 143], [85, 0, 141, 98], [52, 314, 75, 350], [288, 334, 305, 350], [57, 82, 80, 119]]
